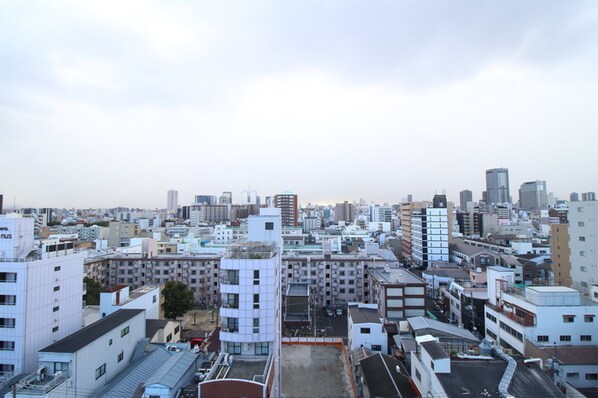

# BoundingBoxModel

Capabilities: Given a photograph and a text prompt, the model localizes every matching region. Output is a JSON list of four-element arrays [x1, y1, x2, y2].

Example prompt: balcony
[[14, 368, 68, 396], [220, 277, 239, 285], [487, 303, 535, 327]]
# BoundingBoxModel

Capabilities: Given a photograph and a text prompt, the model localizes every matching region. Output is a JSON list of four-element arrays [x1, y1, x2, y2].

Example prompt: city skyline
[[1, 1, 597, 208]]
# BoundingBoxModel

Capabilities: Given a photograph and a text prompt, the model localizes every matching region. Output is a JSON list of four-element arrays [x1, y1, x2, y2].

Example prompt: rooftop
[[368, 266, 425, 285], [408, 316, 478, 343], [420, 341, 450, 360], [281, 341, 355, 398], [348, 305, 382, 324], [226, 358, 268, 381], [40, 309, 144, 353], [360, 353, 419, 398]]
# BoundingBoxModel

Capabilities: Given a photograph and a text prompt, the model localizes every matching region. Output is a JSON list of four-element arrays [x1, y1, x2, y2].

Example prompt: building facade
[[484, 168, 510, 205], [519, 180, 548, 212], [0, 215, 87, 377], [274, 193, 298, 227]]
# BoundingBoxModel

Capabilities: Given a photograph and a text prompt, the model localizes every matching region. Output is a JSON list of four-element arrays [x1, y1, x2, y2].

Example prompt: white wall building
[[410, 335, 451, 397], [484, 266, 598, 355], [219, 208, 281, 357], [99, 284, 160, 320], [347, 303, 388, 354], [8, 309, 146, 398], [411, 206, 449, 268], [0, 215, 87, 378], [568, 201, 598, 296]]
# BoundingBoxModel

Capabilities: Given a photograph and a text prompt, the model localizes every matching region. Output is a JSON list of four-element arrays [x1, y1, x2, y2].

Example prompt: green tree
[[162, 280, 194, 319], [84, 277, 102, 305]]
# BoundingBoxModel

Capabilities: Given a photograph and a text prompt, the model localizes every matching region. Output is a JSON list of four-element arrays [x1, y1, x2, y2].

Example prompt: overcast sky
[[1, 1, 597, 209]]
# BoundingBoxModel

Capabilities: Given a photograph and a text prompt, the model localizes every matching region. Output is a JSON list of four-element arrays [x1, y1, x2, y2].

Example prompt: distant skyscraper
[[519, 180, 548, 211], [219, 191, 233, 205], [274, 193, 298, 226], [411, 195, 449, 268], [570, 192, 579, 202], [582, 192, 596, 201], [407, 194, 413, 203], [167, 189, 178, 213], [335, 201, 355, 223], [484, 168, 510, 204], [194, 195, 218, 205], [459, 190, 473, 211], [242, 189, 258, 205]]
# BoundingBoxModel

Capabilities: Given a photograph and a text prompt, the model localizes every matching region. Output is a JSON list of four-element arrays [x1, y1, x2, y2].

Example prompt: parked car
[[325, 306, 334, 317], [335, 307, 343, 317]]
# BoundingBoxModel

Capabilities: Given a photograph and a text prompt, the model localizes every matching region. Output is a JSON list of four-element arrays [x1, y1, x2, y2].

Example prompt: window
[[52, 326, 59, 332], [486, 313, 497, 323], [166, 333, 172, 342], [109, 339, 113, 346], [578, 222, 585, 227], [255, 342, 269, 355], [566, 372, 579, 378], [121, 326, 129, 337], [253, 294, 260, 309], [253, 318, 259, 334], [226, 342, 241, 354], [0, 295, 16, 306], [560, 335, 571, 342], [580, 251, 586, 257], [0, 273, 16, 283], [579, 236, 586, 242], [265, 222, 274, 230], [581, 335, 592, 342], [585, 315, 595, 323], [537, 335, 549, 342], [415, 369, 421, 381], [431, 361, 435, 370], [254, 270, 259, 285], [174, 325, 180, 334], [586, 374, 598, 380], [53, 286, 60, 292], [0, 341, 15, 351], [95, 363, 106, 380], [563, 315, 575, 323], [360, 327, 371, 334], [54, 266, 61, 271], [117, 351, 124, 362], [0, 318, 15, 329], [371, 344, 382, 351], [53, 306, 59, 312], [54, 362, 68, 372], [152, 295, 157, 303]]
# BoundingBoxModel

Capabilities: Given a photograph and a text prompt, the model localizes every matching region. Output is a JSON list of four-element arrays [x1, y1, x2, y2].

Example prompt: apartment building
[[0, 215, 87, 378], [484, 267, 598, 356], [567, 201, 598, 296], [367, 265, 427, 320]]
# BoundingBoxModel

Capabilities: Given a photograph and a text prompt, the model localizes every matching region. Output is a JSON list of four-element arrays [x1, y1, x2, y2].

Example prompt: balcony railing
[[487, 303, 535, 327]]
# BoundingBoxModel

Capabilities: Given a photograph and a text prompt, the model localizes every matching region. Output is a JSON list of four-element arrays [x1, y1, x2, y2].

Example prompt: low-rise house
[[347, 303, 387, 354]]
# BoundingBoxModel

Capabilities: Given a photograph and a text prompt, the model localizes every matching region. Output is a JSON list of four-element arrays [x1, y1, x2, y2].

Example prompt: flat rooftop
[[282, 342, 355, 398], [226, 358, 268, 381], [368, 267, 424, 285]]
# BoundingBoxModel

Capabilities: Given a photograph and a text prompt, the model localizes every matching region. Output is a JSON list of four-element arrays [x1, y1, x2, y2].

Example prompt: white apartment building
[[568, 201, 598, 296], [0, 215, 87, 378], [484, 266, 598, 355], [411, 206, 449, 268], [219, 208, 281, 357]]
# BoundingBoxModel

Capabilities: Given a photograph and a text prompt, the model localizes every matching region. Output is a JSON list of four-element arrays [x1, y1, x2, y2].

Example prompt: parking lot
[[284, 307, 348, 344]]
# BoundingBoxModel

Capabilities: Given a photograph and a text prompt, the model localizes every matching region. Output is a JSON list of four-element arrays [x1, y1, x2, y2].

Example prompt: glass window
[[95, 363, 106, 380]]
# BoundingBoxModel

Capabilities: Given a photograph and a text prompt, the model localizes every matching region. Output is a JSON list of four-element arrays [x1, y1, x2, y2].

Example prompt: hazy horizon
[[2, 1, 597, 209]]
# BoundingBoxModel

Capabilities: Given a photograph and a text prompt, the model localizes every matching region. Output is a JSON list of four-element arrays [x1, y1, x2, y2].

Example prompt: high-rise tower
[[166, 189, 178, 213], [274, 193, 298, 227], [484, 168, 510, 205]]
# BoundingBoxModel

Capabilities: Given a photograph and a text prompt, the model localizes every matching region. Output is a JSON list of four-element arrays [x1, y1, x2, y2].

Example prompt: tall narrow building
[[459, 190, 473, 212], [274, 193, 298, 227], [166, 189, 178, 213], [411, 195, 449, 268], [334, 201, 355, 223], [218, 208, 282, 394], [483, 168, 510, 205], [568, 201, 598, 295]]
